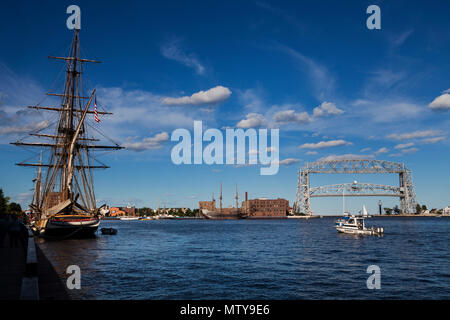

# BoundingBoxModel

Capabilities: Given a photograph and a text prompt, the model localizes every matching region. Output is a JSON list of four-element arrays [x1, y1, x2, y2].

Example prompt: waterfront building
[[109, 207, 126, 217], [122, 205, 136, 216], [242, 198, 289, 217], [199, 200, 216, 211], [109, 206, 136, 217]]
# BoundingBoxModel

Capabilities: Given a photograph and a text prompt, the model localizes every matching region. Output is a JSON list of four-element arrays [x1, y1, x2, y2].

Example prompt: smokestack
[[220, 183, 223, 213], [235, 184, 239, 210], [245, 192, 248, 214]]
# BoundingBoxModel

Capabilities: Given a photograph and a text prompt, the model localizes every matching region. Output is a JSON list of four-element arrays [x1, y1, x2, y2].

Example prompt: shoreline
[[307, 214, 450, 218], [101, 214, 450, 220]]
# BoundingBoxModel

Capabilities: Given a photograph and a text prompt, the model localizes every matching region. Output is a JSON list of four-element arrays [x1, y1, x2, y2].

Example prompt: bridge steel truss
[[294, 159, 417, 215]]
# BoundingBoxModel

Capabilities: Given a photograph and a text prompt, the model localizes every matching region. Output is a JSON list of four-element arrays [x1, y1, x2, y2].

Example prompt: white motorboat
[[335, 215, 384, 235]]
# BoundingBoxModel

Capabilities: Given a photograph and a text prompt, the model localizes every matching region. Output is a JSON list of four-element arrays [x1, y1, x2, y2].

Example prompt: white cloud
[[388, 153, 403, 158], [364, 101, 422, 123], [318, 154, 374, 161], [162, 86, 231, 106], [352, 99, 371, 106], [365, 70, 406, 93], [429, 93, 450, 110], [160, 38, 205, 75], [421, 136, 445, 144], [401, 147, 419, 154], [299, 139, 352, 149], [313, 101, 344, 117], [97, 87, 200, 134], [374, 147, 389, 155], [236, 113, 265, 128], [277, 158, 300, 166], [273, 109, 310, 124], [0, 120, 49, 135], [394, 142, 414, 149], [123, 132, 169, 152], [306, 151, 318, 155], [277, 44, 335, 100], [0, 64, 58, 143], [387, 130, 442, 140], [389, 29, 414, 47], [255, 1, 304, 32], [360, 147, 371, 152], [237, 88, 265, 113]]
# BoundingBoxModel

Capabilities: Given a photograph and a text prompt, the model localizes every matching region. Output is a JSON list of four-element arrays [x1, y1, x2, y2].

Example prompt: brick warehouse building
[[199, 200, 216, 211], [242, 198, 289, 217], [109, 206, 136, 217]]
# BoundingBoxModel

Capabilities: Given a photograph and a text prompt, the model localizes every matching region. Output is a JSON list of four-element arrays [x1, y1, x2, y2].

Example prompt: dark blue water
[[38, 217, 450, 299]]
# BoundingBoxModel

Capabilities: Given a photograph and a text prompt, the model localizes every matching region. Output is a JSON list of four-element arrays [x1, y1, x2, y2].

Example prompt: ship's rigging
[[11, 30, 123, 222]]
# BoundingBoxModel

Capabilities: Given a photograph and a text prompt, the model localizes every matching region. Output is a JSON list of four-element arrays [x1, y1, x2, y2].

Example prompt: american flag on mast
[[94, 95, 100, 123]]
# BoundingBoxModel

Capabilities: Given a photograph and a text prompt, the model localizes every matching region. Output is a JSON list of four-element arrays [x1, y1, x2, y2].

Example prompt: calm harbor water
[[38, 217, 450, 299]]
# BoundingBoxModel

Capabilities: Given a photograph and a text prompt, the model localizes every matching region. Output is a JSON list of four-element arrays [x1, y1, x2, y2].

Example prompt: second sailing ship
[[200, 184, 248, 219]]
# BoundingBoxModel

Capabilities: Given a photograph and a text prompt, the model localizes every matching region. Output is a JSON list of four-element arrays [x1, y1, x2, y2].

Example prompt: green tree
[[421, 205, 427, 211], [193, 208, 199, 217], [393, 205, 401, 215], [384, 207, 392, 215], [0, 188, 8, 214], [8, 202, 22, 214], [416, 204, 422, 215]]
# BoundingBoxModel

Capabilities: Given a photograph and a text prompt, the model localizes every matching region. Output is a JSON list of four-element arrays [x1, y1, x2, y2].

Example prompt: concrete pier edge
[[18, 226, 70, 300]]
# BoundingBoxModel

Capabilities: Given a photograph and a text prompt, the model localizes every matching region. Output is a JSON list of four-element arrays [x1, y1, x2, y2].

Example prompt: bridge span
[[294, 159, 417, 215]]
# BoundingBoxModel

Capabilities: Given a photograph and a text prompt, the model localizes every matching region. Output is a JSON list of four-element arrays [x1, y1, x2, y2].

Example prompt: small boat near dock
[[101, 227, 117, 235], [335, 215, 384, 235]]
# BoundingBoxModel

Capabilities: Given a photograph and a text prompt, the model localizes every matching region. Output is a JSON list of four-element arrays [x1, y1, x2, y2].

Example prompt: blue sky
[[0, 0, 449, 214]]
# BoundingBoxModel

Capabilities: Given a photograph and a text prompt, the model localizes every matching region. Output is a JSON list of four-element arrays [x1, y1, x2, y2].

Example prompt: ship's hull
[[336, 226, 376, 235], [37, 215, 100, 239], [335, 224, 384, 236], [201, 209, 247, 220]]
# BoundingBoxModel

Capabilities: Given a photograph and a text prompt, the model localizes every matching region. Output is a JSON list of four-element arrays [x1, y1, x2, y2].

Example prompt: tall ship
[[200, 184, 248, 220], [11, 29, 123, 239]]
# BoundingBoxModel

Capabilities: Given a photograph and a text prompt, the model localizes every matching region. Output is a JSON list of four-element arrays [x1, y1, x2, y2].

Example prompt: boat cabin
[[336, 216, 366, 230]]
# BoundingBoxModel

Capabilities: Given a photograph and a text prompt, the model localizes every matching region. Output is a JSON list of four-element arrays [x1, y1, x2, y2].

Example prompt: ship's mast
[[31, 151, 43, 212], [63, 29, 79, 200], [11, 29, 123, 216]]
